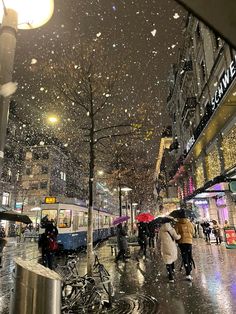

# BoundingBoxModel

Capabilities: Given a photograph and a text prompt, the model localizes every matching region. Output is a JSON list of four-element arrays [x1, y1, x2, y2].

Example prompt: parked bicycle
[[56, 245, 114, 312]]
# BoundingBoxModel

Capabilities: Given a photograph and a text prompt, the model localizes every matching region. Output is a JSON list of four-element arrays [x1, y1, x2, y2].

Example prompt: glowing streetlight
[[98, 170, 104, 176], [0, 0, 54, 177], [121, 187, 132, 192], [0, 0, 54, 29], [48, 116, 58, 124]]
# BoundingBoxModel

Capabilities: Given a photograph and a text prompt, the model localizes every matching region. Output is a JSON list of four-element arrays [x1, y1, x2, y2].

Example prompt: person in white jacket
[[159, 222, 181, 282]]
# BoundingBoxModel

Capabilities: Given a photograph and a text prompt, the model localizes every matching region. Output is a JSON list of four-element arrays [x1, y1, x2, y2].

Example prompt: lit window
[[2, 192, 10, 206], [60, 171, 66, 181], [41, 209, 58, 224], [58, 209, 71, 228]]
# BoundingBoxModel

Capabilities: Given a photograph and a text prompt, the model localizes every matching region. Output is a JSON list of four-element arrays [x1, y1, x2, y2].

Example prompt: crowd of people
[[115, 216, 228, 283]]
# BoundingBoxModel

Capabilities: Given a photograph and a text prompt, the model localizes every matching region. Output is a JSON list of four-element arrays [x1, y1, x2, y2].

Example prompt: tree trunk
[[87, 100, 95, 276]]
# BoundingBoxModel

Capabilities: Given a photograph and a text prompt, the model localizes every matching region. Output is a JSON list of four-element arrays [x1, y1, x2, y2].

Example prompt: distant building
[[154, 128, 178, 215], [167, 14, 236, 225]]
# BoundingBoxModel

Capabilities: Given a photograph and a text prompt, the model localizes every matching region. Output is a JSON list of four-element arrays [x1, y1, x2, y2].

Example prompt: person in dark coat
[[115, 223, 128, 262], [0, 227, 6, 268], [148, 222, 156, 250], [201, 221, 211, 243], [137, 222, 150, 258], [38, 221, 58, 269]]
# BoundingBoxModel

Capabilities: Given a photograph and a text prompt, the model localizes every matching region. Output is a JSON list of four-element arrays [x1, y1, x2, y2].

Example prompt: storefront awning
[[184, 175, 232, 201]]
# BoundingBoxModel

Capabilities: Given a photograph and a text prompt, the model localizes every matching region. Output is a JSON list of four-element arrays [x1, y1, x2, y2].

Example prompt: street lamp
[[48, 115, 58, 124], [0, 0, 54, 178], [118, 185, 132, 217]]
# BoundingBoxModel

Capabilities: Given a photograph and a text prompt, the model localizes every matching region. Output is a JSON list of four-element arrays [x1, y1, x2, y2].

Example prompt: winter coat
[[159, 223, 181, 265], [117, 226, 128, 251], [175, 218, 194, 244]]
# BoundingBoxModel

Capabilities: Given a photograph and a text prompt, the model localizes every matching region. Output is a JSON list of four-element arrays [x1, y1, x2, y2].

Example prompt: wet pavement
[[1, 238, 236, 313]]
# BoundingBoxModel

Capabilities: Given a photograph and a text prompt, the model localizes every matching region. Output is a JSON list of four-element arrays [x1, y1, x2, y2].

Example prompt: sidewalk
[[1, 238, 236, 313], [78, 238, 236, 314]]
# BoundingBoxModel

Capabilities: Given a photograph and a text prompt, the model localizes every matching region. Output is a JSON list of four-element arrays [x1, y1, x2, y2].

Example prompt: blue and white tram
[[40, 201, 116, 250]]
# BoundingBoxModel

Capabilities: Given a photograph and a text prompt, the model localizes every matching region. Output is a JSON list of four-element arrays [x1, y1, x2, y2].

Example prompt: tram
[[40, 198, 117, 250]]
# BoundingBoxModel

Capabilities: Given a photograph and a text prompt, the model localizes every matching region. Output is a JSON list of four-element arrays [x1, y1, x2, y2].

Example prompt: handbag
[[49, 237, 58, 251]]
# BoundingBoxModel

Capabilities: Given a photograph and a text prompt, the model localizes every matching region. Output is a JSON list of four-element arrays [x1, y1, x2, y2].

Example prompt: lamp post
[[0, 0, 54, 178], [119, 186, 132, 217]]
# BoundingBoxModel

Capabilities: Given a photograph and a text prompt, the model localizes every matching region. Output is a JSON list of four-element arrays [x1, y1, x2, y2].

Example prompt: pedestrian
[[201, 221, 211, 243], [38, 221, 58, 269], [175, 217, 194, 281], [212, 220, 222, 245], [0, 227, 6, 268], [115, 223, 128, 262], [148, 222, 156, 251], [137, 222, 149, 258], [224, 220, 230, 228], [159, 222, 181, 282]]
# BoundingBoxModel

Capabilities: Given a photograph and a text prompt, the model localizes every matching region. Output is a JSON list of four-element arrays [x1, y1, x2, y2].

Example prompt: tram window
[[83, 213, 88, 227], [58, 209, 71, 228], [104, 216, 109, 226], [100, 216, 104, 228], [41, 209, 57, 225], [78, 212, 84, 227], [73, 215, 79, 231]]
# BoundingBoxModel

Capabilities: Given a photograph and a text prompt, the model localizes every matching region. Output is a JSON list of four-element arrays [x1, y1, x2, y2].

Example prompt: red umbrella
[[136, 212, 154, 223]]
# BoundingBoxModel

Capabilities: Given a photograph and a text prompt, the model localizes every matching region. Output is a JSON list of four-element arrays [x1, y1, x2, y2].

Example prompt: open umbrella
[[113, 216, 130, 226], [169, 209, 196, 219], [151, 216, 175, 226], [136, 212, 154, 223], [0, 211, 32, 224]]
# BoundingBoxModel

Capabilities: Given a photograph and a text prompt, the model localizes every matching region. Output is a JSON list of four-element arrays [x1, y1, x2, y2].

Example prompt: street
[[1, 238, 236, 313]]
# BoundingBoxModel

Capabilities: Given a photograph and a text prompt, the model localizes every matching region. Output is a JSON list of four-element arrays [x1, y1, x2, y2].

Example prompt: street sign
[[44, 197, 57, 204]]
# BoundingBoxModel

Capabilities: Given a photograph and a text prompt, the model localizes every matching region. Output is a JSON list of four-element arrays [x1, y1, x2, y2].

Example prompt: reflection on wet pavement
[[77, 239, 236, 314], [1, 238, 236, 313]]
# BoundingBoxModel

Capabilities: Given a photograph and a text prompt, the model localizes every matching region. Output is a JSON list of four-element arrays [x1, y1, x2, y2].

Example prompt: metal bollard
[[10, 257, 62, 314]]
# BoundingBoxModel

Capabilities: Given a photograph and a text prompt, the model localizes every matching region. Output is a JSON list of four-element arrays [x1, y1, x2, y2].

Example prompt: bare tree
[[47, 43, 139, 275]]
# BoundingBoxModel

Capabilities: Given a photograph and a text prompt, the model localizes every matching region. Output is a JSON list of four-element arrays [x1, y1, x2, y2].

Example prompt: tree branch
[[94, 124, 131, 133]]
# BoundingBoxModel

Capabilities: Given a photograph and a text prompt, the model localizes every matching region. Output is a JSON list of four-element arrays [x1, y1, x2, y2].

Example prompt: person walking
[[159, 222, 181, 283], [115, 223, 128, 262], [201, 221, 211, 244], [212, 220, 222, 245], [175, 217, 194, 281], [38, 221, 58, 269], [137, 222, 149, 258], [148, 222, 156, 251]]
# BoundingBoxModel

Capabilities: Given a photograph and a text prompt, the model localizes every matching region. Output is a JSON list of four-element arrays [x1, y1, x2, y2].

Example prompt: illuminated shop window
[[205, 147, 221, 180], [222, 126, 236, 170], [195, 162, 205, 189]]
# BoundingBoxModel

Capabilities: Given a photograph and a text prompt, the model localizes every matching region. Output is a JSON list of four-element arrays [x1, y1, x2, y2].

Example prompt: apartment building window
[[25, 166, 32, 175], [60, 171, 66, 181], [42, 152, 49, 159], [200, 61, 206, 82], [33, 152, 40, 160], [196, 23, 201, 39], [2, 192, 10, 206], [30, 182, 38, 190], [213, 31, 221, 49], [40, 181, 48, 189], [41, 165, 48, 174]]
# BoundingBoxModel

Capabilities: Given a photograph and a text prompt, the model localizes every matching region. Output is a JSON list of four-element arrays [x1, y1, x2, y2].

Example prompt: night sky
[[12, 0, 185, 167]]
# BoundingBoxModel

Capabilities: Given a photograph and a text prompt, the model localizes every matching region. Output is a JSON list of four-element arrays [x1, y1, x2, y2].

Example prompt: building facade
[[167, 15, 236, 225]]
